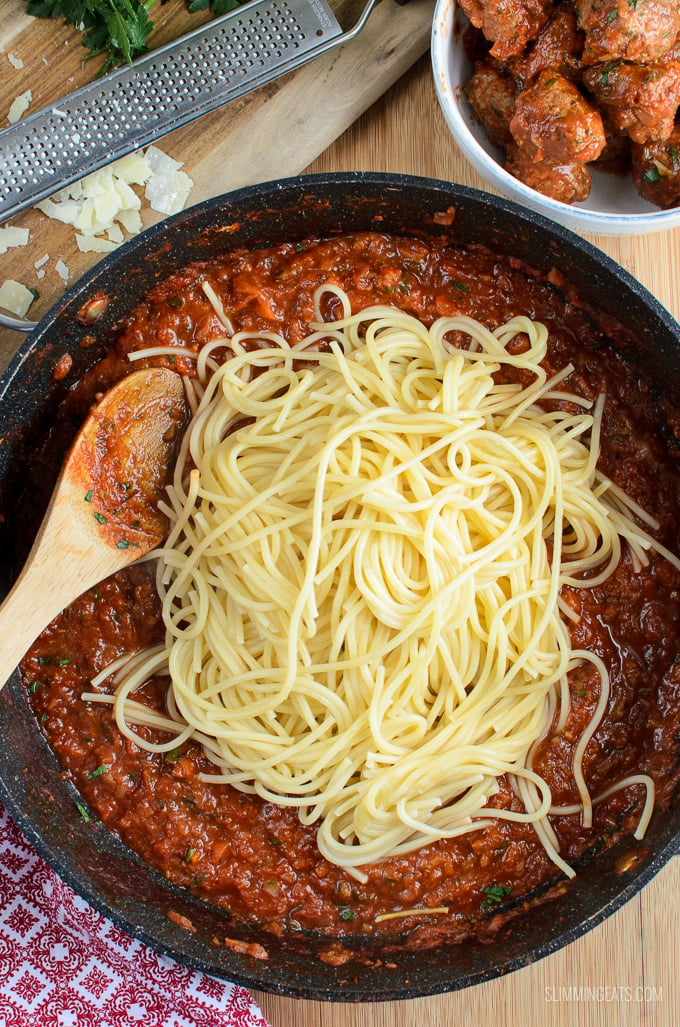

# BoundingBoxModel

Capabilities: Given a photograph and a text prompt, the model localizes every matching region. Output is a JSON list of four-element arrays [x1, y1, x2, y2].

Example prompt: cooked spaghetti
[[86, 289, 678, 874]]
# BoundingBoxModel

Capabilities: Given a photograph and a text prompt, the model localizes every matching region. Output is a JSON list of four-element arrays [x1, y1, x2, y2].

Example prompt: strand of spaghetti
[[127, 346, 197, 362], [596, 475, 661, 530], [567, 650, 611, 828], [511, 773, 576, 878], [550, 774, 655, 839]]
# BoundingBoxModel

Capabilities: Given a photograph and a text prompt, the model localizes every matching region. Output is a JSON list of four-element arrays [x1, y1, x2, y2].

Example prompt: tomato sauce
[[21, 232, 680, 952]]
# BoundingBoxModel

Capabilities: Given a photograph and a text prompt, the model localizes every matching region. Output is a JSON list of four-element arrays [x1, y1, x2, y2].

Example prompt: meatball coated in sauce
[[512, 4, 585, 87], [510, 69, 606, 163], [593, 119, 632, 174], [458, 0, 553, 59], [505, 142, 592, 201], [465, 61, 518, 149], [582, 59, 680, 143], [577, 0, 680, 65]]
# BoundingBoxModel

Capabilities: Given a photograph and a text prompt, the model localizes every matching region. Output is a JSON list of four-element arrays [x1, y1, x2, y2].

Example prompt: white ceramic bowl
[[431, 0, 680, 236]]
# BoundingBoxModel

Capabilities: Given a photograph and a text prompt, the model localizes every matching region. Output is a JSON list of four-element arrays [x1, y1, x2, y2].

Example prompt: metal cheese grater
[[0, 0, 377, 224]]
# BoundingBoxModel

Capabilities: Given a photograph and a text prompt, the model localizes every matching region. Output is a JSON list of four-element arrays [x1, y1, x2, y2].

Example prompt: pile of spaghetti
[[90, 287, 673, 877]]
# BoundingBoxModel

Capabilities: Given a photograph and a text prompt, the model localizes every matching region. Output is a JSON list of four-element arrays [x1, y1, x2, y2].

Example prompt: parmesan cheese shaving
[[0, 279, 35, 317], [34, 146, 194, 243], [76, 234, 118, 254], [55, 259, 70, 282], [8, 90, 31, 124], [0, 226, 29, 255], [144, 145, 193, 215]]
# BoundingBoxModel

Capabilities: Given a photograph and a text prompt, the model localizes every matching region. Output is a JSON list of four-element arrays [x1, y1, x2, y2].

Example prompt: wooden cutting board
[[0, 0, 434, 367]]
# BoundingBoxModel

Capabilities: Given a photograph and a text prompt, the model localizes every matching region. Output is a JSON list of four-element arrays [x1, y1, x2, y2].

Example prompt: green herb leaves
[[26, 0, 158, 73], [480, 883, 511, 911], [26, 0, 249, 73], [189, 0, 242, 13]]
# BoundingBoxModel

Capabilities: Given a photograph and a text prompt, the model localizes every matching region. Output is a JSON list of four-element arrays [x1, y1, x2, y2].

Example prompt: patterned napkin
[[0, 803, 271, 1027]]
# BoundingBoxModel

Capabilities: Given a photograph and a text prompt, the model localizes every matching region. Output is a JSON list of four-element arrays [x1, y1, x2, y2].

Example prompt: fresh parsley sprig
[[187, 0, 244, 12], [26, 0, 159, 72], [26, 0, 247, 73]]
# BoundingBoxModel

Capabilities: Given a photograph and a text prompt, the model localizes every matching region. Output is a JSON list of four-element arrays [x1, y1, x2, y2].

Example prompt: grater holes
[[0, 0, 341, 216]]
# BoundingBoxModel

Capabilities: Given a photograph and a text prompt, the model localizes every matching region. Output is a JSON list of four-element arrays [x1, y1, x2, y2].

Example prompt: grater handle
[[0, 0, 377, 226]]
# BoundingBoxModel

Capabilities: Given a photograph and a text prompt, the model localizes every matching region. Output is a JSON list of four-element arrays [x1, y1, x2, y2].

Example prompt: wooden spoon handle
[[0, 476, 138, 691]]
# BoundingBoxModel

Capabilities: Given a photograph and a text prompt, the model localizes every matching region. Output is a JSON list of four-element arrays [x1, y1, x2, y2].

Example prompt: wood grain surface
[[1, 2, 679, 1025]]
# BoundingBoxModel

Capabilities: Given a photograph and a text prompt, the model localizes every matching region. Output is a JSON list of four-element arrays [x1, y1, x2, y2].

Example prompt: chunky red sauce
[[21, 232, 680, 955]]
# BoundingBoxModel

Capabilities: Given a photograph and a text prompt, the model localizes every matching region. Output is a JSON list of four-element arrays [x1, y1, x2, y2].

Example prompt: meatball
[[465, 60, 518, 149], [577, 0, 680, 65], [458, 0, 554, 60], [632, 121, 680, 207], [510, 69, 606, 163], [583, 59, 680, 143], [513, 4, 585, 88], [505, 143, 592, 201]]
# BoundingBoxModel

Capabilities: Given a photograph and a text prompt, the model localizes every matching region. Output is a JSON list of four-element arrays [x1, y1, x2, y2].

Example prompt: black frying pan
[[0, 173, 678, 1002]]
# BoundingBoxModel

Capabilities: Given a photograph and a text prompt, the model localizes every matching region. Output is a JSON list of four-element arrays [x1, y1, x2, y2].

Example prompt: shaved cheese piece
[[0, 226, 29, 255], [60, 181, 83, 202], [8, 90, 31, 124], [112, 152, 152, 186], [145, 167, 193, 215], [144, 145, 193, 215], [35, 158, 147, 239], [34, 253, 49, 269], [36, 197, 82, 225], [7, 53, 24, 70], [145, 145, 182, 176], [117, 207, 143, 235], [81, 167, 116, 198], [34, 145, 193, 243], [112, 177, 141, 211], [76, 234, 118, 254], [71, 198, 101, 235], [93, 189, 124, 229], [55, 259, 70, 282], [0, 279, 34, 317]]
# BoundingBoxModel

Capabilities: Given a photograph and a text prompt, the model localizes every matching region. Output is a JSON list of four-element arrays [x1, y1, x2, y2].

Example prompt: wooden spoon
[[0, 366, 188, 690]]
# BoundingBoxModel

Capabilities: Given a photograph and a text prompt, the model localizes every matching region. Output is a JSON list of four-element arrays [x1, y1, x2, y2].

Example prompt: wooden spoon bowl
[[0, 366, 188, 689]]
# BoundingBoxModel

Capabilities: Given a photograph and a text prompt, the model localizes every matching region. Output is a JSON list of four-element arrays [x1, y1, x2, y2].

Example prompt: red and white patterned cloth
[[0, 803, 271, 1027]]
